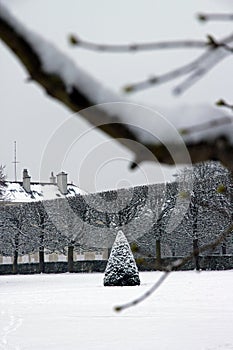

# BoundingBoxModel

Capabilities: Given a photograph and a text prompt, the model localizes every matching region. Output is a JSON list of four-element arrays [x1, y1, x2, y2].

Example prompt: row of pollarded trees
[[0, 186, 148, 274], [0, 200, 84, 274], [0, 161, 232, 273], [146, 161, 233, 269]]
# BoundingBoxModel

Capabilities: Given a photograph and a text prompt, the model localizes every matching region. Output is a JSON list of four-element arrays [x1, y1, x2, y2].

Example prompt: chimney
[[56, 171, 68, 195], [23, 169, 31, 192], [50, 171, 56, 184]]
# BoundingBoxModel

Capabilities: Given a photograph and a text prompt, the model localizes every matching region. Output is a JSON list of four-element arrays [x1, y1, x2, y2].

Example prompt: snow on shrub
[[104, 230, 140, 286]]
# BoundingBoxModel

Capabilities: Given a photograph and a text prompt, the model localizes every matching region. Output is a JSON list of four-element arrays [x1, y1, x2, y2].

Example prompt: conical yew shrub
[[104, 230, 140, 286]]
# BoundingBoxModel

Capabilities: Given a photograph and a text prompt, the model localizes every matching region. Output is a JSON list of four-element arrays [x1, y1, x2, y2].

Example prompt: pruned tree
[[43, 198, 84, 272], [179, 162, 232, 263], [0, 203, 36, 273], [154, 182, 179, 260], [151, 161, 233, 269], [115, 204, 233, 312], [29, 201, 57, 273], [104, 230, 140, 286]]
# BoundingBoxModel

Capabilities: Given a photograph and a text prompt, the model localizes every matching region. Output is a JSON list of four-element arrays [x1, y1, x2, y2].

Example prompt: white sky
[[0, 0, 232, 192]]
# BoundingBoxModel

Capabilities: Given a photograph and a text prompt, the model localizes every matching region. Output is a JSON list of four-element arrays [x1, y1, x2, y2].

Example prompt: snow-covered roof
[[5, 182, 86, 203]]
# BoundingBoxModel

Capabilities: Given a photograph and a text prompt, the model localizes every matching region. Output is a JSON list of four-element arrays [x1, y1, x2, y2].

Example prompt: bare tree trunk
[[39, 246, 45, 273], [107, 247, 112, 259], [39, 233, 45, 273], [156, 239, 162, 268], [221, 242, 227, 255], [193, 238, 200, 271], [68, 245, 74, 273], [13, 234, 19, 274], [13, 250, 18, 274]]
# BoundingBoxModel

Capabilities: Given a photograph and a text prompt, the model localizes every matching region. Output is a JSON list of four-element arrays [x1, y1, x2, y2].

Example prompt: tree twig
[[198, 13, 233, 22], [69, 35, 207, 52], [123, 48, 218, 93], [114, 271, 169, 312], [179, 115, 233, 135], [123, 35, 233, 94], [173, 47, 230, 95]]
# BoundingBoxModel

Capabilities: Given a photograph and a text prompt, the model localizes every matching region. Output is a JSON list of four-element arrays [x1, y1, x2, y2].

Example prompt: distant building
[[5, 169, 86, 203]]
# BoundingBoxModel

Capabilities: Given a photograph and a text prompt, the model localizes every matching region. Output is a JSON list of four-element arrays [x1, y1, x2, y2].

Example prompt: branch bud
[[216, 99, 226, 107], [123, 85, 135, 93], [69, 34, 79, 46], [197, 13, 207, 22]]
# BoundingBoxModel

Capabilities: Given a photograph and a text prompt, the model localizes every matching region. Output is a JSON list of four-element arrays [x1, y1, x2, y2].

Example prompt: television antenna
[[12, 141, 20, 182]]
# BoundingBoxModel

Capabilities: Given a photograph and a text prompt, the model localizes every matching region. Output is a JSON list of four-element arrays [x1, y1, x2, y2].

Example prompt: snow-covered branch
[[1, 4, 233, 170]]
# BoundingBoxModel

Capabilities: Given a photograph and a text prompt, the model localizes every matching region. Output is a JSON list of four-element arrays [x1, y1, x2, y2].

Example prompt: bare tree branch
[[179, 115, 233, 135], [115, 271, 169, 311], [69, 35, 207, 52], [69, 33, 233, 53], [69, 30, 233, 95], [173, 47, 230, 95], [123, 48, 219, 93], [123, 37, 233, 94]]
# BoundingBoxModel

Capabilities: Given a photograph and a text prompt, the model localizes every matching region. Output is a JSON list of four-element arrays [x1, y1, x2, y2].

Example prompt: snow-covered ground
[[0, 271, 233, 350]]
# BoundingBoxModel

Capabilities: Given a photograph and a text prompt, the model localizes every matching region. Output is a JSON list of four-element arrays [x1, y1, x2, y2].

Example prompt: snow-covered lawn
[[0, 271, 233, 350]]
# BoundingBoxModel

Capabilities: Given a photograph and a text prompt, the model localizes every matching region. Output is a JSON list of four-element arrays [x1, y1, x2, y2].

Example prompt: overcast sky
[[0, 0, 232, 192]]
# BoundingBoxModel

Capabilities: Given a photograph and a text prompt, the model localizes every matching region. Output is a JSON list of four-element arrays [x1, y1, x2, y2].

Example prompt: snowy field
[[0, 271, 233, 350]]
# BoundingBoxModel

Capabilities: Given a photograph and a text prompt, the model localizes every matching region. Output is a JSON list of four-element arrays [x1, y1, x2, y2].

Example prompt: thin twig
[[69, 31, 233, 53], [69, 35, 207, 52], [123, 49, 212, 92], [72, 30, 233, 95], [198, 13, 233, 22], [173, 48, 230, 95], [114, 272, 169, 312], [124, 37, 232, 94], [179, 115, 233, 135]]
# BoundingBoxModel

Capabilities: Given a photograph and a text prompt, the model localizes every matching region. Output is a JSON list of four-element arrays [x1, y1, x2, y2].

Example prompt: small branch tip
[[114, 306, 122, 312], [216, 99, 226, 106], [69, 34, 79, 46], [123, 85, 134, 93], [197, 13, 207, 22]]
